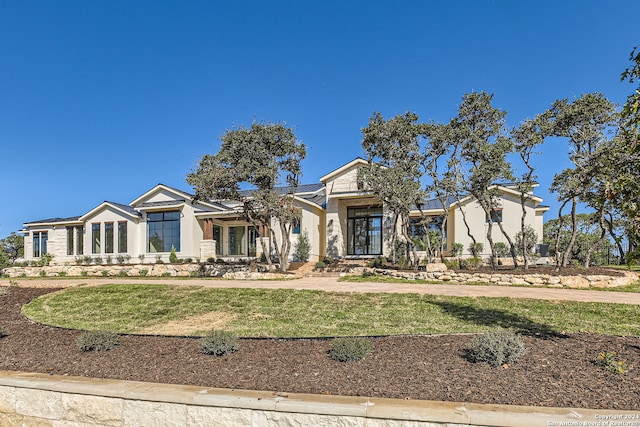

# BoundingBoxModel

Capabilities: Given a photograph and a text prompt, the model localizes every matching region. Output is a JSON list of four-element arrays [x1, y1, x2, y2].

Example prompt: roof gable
[[319, 158, 368, 183]]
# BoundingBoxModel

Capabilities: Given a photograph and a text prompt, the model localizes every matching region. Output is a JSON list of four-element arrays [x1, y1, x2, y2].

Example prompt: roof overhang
[[320, 158, 368, 183], [79, 202, 141, 221]]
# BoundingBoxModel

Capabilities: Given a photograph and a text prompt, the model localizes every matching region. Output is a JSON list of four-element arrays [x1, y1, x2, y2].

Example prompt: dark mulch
[[1, 286, 640, 410]]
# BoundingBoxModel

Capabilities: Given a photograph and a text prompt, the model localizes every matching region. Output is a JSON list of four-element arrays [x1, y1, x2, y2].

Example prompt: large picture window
[[148, 211, 181, 253], [347, 206, 383, 255], [118, 222, 127, 253], [33, 231, 48, 258]]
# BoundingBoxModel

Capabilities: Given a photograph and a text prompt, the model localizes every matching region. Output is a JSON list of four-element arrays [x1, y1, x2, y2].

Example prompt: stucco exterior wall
[[452, 194, 541, 257]]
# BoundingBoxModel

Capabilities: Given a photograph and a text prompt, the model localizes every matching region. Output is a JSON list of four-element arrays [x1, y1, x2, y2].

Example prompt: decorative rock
[[559, 276, 590, 288]]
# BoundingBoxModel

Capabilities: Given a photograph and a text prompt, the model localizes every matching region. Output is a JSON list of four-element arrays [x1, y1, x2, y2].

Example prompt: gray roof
[[105, 201, 141, 217], [239, 183, 324, 198], [24, 215, 82, 225]]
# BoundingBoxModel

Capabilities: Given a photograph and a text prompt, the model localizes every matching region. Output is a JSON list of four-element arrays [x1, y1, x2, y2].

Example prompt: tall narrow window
[[92, 223, 101, 254], [33, 231, 48, 258], [67, 227, 74, 255], [76, 226, 84, 255], [147, 211, 181, 252], [118, 222, 127, 253], [213, 225, 222, 256], [105, 223, 114, 253]]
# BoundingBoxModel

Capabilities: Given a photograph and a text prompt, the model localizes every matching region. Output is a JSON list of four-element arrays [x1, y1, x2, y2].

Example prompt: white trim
[[319, 158, 368, 183], [79, 202, 139, 221]]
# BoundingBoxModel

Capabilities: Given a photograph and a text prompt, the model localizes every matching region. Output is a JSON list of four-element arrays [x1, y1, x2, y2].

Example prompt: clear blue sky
[[1, 0, 638, 238]]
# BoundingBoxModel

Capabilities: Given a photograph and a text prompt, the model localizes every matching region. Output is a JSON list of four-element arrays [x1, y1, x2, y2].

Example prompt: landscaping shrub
[[139, 269, 148, 277], [293, 232, 311, 262], [81, 271, 88, 277], [468, 242, 483, 257], [492, 242, 509, 258], [322, 256, 334, 265], [328, 337, 372, 362], [76, 331, 121, 352], [169, 246, 178, 263], [315, 261, 326, 269], [117, 271, 128, 277], [199, 330, 239, 356], [443, 259, 460, 270], [450, 242, 464, 257], [467, 329, 525, 367], [594, 351, 628, 374]]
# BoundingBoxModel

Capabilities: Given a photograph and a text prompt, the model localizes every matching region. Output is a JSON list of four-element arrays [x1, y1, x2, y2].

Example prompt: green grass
[[21, 283, 640, 338]]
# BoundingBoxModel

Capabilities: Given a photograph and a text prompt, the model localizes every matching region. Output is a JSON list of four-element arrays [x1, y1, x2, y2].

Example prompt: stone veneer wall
[[1, 263, 288, 280], [1, 370, 636, 427]]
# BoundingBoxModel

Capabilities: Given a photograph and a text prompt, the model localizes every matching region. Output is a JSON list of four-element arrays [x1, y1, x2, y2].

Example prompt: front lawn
[[21, 283, 640, 337]]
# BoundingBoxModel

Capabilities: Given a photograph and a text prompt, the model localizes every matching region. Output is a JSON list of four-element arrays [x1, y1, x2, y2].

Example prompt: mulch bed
[[1, 286, 640, 410]]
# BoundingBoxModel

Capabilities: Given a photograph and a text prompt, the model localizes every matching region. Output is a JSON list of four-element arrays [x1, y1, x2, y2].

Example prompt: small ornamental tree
[[187, 122, 306, 272]]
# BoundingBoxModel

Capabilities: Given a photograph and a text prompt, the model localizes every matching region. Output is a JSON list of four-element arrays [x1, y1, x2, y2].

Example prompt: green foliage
[[37, 253, 53, 266], [169, 246, 178, 263], [39, 270, 46, 277], [82, 256, 93, 265], [81, 271, 88, 277], [450, 243, 464, 257], [199, 330, 239, 356], [293, 232, 311, 262], [139, 269, 148, 277], [105, 255, 113, 265], [515, 225, 538, 256], [0, 232, 24, 265], [187, 121, 306, 273], [315, 261, 326, 268], [322, 256, 334, 265], [329, 337, 372, 362], [155, 255, 163, 264], [116, 255, 126, 264], [93, 257, 102, 265], [463, 256, 482, 269], [492, 242, 509, 258], [58, 271, 67, 277], [467, 329, 525, 367], [594, 351, 628, 374], [76, 331, 121, 352], [443, 259, 460, 270], [101, 270, 109, 277], [117, 271, 128, 277], [544, 214, 616, 266], [367, 256, 387, 268], [206, 257, 216, 264], [468, 243, 483, 257]]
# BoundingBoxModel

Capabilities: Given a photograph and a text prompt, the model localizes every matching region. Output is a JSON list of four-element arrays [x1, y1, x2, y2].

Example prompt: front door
[[347, 206, 383, 255]]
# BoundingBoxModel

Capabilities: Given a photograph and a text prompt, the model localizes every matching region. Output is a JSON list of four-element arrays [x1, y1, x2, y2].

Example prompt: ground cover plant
[[21, 283, 640, 337], [3, 286, 640, 410]]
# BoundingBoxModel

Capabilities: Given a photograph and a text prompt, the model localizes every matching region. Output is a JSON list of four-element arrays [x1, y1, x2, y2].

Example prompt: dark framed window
[[147, 211, 181, 253], [105, 222, 114, 254], [118, 222, 127, 253], [486, 209, 503, 223], [67, 227, 74, 256], [92, 223, 101, 254], [76, 226, 84, 255], [213, 225, 222, 256], [347, 206, 383, 255], [33, 231, 48, 258], [292, 218, 301, 234]]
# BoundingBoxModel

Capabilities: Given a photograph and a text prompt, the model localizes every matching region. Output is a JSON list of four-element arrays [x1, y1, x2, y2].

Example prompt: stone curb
[[0, 370, 637, 427]]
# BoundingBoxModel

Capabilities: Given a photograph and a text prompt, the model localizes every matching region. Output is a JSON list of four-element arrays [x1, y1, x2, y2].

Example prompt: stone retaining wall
[[361, 263, 639, 288], [1, 370, 636, 427], [1, 263, 290, 280]]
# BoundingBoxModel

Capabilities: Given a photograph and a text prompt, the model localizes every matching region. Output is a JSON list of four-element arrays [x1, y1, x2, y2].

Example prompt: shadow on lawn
[[432, 300, 568, 338]]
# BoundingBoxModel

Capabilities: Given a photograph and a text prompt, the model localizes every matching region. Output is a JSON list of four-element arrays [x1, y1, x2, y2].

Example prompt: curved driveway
[[4, 276, 640, 305]]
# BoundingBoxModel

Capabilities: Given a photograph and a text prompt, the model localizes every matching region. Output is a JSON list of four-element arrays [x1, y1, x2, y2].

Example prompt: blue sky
[[1, 0, 638, 238]]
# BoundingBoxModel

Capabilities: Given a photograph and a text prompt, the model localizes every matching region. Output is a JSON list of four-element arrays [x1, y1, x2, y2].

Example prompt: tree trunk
[[553, 199, 569, 271], [277, 221, 292, 273], [584, 206, 607, 268], [561, 198, 578, 268], [481, 205, 498, 270], [520, 193, 529, 270], [495, 218, 519, 269], [400, 213, 420, 271], [605, 214, 625, 264]]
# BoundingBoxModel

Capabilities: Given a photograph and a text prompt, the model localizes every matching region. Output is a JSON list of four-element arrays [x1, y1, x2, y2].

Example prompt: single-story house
[[22, 158, 549, 264]]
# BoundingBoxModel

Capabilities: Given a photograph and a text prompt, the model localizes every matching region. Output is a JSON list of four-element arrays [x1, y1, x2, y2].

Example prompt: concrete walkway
[[4, 275, 640, 305]]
